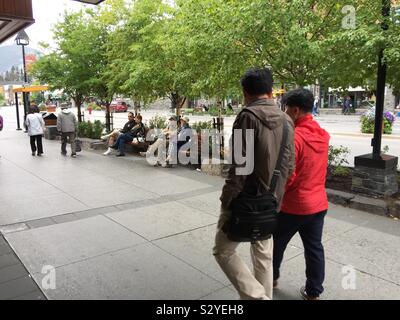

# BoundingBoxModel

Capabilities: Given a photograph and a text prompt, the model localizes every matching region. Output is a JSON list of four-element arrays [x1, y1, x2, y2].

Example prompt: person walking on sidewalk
[[273, 88, 330, 300], [26, 105, 45, 156], [57, 104, 78, 158], [213, 68, 295, 300]]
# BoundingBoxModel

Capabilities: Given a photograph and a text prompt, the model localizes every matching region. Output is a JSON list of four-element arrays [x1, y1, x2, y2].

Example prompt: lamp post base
[[352, 154, 399, 196]]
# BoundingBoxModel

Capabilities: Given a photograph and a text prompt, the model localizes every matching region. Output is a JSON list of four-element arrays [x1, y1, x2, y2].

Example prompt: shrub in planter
[[148, 115, 168, 129], [78, 120, 105, 139], [360, 108, 395, 134], [92, 120, 105, 139], [328, 145, 350, 178]]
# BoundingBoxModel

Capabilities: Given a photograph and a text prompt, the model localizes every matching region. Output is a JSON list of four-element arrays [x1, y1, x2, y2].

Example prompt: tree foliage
[[32, 0, 400, 113]]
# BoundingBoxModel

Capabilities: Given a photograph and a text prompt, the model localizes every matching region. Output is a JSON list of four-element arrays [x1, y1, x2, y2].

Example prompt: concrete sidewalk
[[0, 126, 399, 300]]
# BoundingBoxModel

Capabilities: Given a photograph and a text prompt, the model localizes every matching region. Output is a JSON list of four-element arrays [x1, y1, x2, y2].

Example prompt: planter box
[[79, 138, 107, 151]]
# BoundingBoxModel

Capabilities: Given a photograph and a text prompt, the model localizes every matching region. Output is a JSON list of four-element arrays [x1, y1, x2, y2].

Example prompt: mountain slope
[[0, 45, 43, 74]]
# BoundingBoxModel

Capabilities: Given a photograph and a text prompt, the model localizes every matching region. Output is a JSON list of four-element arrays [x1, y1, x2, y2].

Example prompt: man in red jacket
[[273, 88, 330, 300]]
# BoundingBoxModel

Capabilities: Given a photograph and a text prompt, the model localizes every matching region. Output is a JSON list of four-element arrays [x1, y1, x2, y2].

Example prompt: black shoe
[[116, 153, 125, 157], [300, 286, 320, 300], [61, 152, 67, 156], [37, 153, 43, 157], [71, 154, 77, 158], [32, 152, 36, 156]]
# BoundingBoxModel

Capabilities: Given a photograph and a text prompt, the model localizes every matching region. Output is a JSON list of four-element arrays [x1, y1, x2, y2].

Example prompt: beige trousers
[[213, 207, 274, 300]]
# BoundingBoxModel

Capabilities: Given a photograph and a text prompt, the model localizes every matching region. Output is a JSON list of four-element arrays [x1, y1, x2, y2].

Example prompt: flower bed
[[360, 108, 395, 134]]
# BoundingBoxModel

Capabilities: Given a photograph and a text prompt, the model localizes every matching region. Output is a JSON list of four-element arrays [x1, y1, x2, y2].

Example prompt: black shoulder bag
[[223, 114, 289, 243]]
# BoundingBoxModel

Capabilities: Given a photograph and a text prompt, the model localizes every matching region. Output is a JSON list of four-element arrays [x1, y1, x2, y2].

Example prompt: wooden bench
[[124, 127, 151, 153]]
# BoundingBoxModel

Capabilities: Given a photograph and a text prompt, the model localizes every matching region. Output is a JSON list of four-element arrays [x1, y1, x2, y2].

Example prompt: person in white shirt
[[25, 105, 45, 156]]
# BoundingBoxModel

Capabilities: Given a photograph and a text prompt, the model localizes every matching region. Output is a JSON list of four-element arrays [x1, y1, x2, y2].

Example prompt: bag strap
[[241, 108, 289, 194], [269, 117, 288, 193]]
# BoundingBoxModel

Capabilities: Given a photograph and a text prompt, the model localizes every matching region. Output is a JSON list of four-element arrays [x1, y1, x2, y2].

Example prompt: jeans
[[273, 210, 327, 297], [30, 135, 43, 154], [113, 133, 134, 154], [61, 132, 76, 155]]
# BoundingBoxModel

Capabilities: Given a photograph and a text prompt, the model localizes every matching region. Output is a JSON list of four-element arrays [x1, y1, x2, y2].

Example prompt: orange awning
[[13, 85, 49, 93]]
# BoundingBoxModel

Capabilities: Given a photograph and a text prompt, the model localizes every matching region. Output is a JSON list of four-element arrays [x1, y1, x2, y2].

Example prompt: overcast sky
[[1, 0, 94, 50]]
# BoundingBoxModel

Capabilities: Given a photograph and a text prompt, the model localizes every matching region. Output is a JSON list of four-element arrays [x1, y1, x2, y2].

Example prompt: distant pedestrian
[[25, 105, 45, 156], [312, 97, 319, 116], [273, 88, 330, 300], [343, 96, 352, 115], [57, 104, 78, 158]]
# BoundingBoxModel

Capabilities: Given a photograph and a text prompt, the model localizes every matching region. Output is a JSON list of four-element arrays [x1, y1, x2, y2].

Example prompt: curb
[[330, 133, 400, 140], [327, 189, 399, 218]]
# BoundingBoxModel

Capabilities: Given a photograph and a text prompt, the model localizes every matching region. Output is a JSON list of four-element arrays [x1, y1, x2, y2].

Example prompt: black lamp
[[15, 30, 30, 128]]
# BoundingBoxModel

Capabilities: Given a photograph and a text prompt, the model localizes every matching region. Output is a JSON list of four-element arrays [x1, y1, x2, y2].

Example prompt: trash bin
[[43, 113, 59, 140], [43, 112, 57, 126]]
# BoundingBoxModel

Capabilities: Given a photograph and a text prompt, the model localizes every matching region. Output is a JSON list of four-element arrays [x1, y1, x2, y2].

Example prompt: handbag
[[75, 138, 82, 152], [223, 113, 289, 243]]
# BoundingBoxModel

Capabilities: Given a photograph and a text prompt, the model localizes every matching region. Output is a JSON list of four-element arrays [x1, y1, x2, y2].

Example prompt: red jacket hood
[[295, 115, 330, 153], [280, 114, 330, 215]]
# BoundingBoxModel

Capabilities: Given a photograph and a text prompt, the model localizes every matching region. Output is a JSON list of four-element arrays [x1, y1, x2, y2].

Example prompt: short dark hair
[[128, 112, 134, 117], [29, 105, 40, 114], [283, 88, 314, 113], [241, 68, 274, 96]]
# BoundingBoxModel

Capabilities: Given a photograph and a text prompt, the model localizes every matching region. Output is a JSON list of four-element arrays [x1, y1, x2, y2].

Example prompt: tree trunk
[[74, 95, 83, 123], [171, 92, 186, 117], [105, 102, 111, 132]]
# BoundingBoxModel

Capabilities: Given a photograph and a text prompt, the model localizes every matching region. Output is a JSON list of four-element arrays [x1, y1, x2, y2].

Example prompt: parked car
[[110, 101, 128, 113]]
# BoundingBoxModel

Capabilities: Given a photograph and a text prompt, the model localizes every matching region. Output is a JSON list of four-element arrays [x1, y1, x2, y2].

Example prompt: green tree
[[32, 10, 113, 122]]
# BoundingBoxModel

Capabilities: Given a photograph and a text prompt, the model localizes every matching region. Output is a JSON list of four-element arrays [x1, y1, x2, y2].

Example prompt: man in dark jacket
[[213, 68, 295, 300], [103, 112, 136, 156], [112, 114, 145, 157], [273, 88, 330, 300]]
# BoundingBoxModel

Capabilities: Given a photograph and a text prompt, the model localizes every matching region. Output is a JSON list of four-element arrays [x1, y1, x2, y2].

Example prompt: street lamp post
[[371, 0, 390, 158], [15, 30, 30, 130], [352, 0, 398, 196]]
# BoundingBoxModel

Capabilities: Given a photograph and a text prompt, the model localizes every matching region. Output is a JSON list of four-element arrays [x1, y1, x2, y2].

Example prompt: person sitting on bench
[[103, 112, 136, 156], [141, 115, 179, 166], [165, 116, 193, 167], [111, 114, 145, 157]]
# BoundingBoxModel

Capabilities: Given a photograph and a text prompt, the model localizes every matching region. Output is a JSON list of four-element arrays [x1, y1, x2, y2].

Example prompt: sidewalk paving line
[[330, 132, 400, 140]]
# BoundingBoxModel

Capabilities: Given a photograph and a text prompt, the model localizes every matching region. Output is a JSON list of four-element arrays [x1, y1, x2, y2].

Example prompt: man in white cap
[[57, 104, 78, 158]]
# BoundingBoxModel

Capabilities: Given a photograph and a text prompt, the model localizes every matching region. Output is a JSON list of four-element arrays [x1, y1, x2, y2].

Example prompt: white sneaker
[[100, 135, 109, 141], [103, 148, 113, 156]]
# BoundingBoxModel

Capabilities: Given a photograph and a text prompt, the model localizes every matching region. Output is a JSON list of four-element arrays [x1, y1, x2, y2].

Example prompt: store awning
[[13, 85, 49, 93], [0, 0, 35, 44], [329, 86, 366, 93]]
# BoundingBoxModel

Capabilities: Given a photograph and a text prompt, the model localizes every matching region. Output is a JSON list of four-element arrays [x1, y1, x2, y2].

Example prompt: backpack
[[0, 115, 3, 131]]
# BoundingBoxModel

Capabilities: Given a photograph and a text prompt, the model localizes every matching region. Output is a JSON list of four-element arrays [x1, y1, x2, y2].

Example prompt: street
[[1, 105, 399, 167]]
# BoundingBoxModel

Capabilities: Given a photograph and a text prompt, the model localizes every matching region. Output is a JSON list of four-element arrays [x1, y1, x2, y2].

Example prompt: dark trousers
[[273, 210, 327, 297], [61, 132, 76, 155], [113, 133, 133, 154], [30, 135, 43, 154]]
